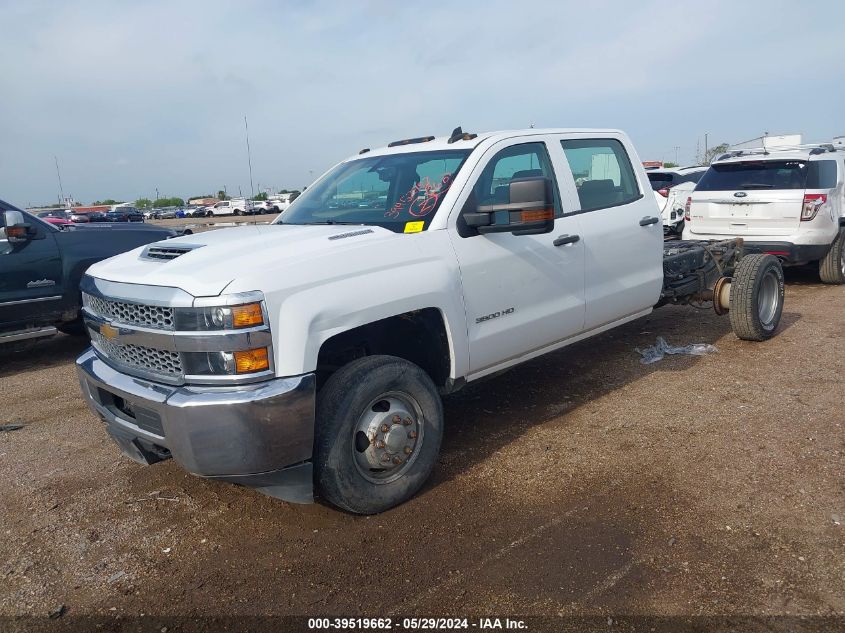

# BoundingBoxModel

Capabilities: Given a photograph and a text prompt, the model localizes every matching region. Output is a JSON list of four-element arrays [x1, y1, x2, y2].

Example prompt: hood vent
[[141, 243, 204, 261]]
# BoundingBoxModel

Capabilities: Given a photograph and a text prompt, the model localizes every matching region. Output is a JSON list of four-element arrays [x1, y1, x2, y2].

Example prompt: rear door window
[[806, 160, 838, 189], [696, 161, 808, 191], [561, 139, 641, 211]]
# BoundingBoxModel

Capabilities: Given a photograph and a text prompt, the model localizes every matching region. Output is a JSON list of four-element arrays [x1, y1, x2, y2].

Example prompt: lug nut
[[393, 457, 402, 465], [403, 446, 412, 455], [403, 418, 412, 426], [376, 440, 386, 449], [380, 424, 390, 433], [392, 415, 401, 424], [408, 431, 417, 439], [382, 454, 391, 463]]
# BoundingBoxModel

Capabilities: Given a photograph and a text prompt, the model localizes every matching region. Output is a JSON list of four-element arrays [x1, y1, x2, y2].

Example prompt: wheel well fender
[[316, 308, 455, 392]]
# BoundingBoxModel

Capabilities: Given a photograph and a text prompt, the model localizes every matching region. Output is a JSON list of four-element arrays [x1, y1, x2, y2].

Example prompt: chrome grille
[[91, 331, 183, 377], [83, 293, 174, 330]]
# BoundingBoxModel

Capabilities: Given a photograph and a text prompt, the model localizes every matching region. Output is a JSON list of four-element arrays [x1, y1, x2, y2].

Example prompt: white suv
[[647, 166, 708, 234], [683, 146, 845, 283]]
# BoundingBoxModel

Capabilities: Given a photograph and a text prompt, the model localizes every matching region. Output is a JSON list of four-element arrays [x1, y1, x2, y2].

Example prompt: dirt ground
[[1, 268, 843, 629]]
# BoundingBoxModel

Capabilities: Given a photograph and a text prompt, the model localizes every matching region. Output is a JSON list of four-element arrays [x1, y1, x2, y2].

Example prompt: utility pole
[[54, 156, 65, 205], [704, 133, 709, 162], [674, 146, 680, 164], [244, 115, 255, 198]]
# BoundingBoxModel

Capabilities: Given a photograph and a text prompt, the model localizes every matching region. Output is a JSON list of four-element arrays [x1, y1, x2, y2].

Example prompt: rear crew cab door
[[557, 134, 663, 331], [689, 160, 808, 237], [447, 136, 586, 376]]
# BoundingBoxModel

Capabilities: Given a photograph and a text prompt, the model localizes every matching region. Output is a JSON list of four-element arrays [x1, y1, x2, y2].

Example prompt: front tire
[[819, 230, 845, 284], [314, 355, 443, 514], [729, 254, 784, 341]]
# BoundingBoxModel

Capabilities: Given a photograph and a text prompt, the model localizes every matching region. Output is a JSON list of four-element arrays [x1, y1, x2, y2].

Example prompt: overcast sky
[[2, 0, 844, 208]]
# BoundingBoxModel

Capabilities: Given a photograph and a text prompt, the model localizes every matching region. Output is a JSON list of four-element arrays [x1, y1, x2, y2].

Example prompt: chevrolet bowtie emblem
[[100, 323, 119, 340]]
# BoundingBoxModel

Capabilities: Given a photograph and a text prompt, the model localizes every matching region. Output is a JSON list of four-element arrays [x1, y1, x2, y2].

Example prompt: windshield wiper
[[737, 183, 775, 189], [305, 220, 366, 225]]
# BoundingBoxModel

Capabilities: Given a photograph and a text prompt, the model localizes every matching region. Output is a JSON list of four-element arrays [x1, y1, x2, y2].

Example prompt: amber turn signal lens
[[520, 209, 554, 222], [234, 348, 269, 373], [231, 303, 264, 328]]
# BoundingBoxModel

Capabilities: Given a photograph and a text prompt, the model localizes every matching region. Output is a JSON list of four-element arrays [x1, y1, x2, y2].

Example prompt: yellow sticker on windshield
[[404, 221, 424, 233]]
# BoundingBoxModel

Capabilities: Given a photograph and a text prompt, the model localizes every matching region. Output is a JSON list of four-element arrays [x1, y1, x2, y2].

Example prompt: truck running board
[[0, 326, 57, 344]]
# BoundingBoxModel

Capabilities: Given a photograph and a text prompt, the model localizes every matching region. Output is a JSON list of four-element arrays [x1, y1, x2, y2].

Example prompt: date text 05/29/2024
[[307, 617, 528, 630]]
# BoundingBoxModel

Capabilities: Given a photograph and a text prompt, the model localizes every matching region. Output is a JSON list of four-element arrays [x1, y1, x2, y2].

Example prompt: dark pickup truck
[[0, 199, 187, 345]]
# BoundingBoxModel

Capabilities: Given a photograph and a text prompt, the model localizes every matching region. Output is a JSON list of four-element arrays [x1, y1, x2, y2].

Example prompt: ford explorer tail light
[[684, 197, 692, 222], [658, 188, 670, 198], [801, 194, 827, 221]]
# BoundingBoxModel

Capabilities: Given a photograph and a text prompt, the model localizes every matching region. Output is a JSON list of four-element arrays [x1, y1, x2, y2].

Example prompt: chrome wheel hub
[[758, 270, 779, 328], [352, 392, 423, 484]]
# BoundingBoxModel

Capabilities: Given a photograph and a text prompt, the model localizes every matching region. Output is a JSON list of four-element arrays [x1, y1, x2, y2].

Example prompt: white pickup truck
[[76, 127, 785, 514]]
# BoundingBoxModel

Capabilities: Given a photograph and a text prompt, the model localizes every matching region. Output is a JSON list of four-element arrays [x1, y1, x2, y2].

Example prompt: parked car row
[[37, 208, 145, 225]]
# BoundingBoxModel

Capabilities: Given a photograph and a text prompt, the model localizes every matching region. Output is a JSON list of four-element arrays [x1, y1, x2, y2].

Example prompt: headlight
[[175, 302, 265, 330]]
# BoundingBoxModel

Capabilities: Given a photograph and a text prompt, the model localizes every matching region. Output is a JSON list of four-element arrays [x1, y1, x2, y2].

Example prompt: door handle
[[553, 234, 580, 247], [639, 216, 660, 226]]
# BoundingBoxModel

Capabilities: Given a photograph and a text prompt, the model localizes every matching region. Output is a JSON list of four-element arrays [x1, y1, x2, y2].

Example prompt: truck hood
[[85, 224, 403, 297]]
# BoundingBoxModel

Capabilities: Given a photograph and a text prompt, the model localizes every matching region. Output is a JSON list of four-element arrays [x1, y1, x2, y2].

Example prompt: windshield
[[696, 161, 808, 191], [276, 149, 472, 232]]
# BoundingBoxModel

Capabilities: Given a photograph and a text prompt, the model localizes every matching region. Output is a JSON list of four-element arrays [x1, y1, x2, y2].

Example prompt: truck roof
[[354, 128, 626, 159]]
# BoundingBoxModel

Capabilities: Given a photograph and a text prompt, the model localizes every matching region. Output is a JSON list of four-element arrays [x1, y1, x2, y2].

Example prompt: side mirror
[[2, 210, 30, 243], [464, 177, 555, 235]]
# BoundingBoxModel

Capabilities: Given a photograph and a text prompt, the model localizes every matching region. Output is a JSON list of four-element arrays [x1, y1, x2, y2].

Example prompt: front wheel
[[729, 254, 784, 341], [314, 355, 443, 514], [819, 230, 845, 284]]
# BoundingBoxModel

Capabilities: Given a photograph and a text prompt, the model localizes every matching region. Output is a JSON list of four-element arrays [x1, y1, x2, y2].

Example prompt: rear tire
[[729, 254, 784, 341], [314, 355, 443, 514], [819, 230, 845, 284]]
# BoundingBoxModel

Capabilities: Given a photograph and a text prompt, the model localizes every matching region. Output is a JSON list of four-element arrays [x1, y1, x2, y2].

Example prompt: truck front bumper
[[76, 348, 316, 503]]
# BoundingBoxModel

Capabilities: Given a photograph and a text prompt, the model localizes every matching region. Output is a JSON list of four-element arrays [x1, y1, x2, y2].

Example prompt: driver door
[[0, 211, 64, 329], [448, 139, 586, 377]]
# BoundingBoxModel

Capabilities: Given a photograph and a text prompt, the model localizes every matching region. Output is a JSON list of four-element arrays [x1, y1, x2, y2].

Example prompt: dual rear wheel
[[729, 254, 785, 342]]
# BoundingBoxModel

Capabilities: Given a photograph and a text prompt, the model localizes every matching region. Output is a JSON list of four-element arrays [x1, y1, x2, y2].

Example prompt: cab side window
[[473, 142, 561, 214], [561, 139, 640, 211]]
